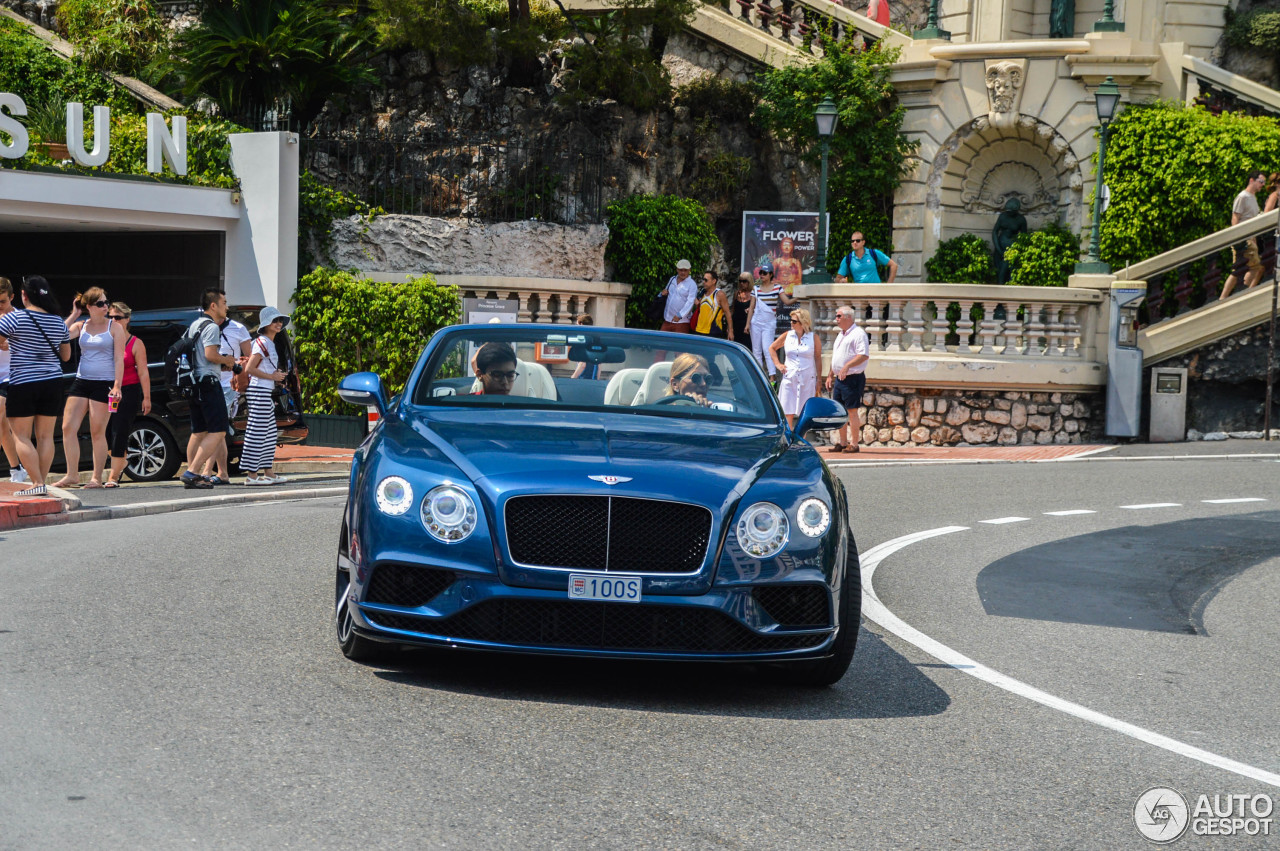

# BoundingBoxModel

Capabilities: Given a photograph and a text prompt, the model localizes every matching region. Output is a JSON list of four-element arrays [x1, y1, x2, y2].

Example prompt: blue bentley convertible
[[335, 324, 860, 685]]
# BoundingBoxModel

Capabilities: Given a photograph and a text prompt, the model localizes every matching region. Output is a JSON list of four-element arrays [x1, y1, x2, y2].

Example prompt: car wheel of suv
[[335, 564, 389, 663], [774, 527, 862, 687], [125, 421, 181, 482]]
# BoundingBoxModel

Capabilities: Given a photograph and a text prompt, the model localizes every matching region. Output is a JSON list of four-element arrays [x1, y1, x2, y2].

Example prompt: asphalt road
[[2, 456, 1278, 849]]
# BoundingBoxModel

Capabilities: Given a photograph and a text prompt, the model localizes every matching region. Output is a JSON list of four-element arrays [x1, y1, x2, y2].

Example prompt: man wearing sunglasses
[[834, 232, 897, 284]]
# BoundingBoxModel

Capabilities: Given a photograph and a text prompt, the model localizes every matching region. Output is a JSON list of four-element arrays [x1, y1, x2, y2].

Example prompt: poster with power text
[[740, 211, 829, 294]]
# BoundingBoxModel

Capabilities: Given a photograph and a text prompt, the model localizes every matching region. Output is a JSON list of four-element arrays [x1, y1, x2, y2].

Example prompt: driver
[[474, 342, 518, 395], [664, 353, 714, 407]]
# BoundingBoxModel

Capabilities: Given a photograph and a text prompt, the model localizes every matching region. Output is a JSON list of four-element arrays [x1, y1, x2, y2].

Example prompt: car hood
[[403, 407, 788, 512]]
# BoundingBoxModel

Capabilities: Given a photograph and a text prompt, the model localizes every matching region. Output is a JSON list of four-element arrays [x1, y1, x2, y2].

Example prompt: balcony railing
[[704, 0, 909, 52]]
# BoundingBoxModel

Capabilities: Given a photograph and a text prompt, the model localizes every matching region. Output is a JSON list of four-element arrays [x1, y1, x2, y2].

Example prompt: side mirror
[[338, 372, 388, 419], [794, 396, 848, 438]]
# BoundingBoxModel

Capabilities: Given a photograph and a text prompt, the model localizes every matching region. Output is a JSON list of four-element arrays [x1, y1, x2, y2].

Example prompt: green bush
[[557, 12, 672, 112], [372, 0, 566, 65], [56, 0, 170, 81], [1099, 101, 1280, 266], [290, 268, 461, 413], [756, 35, 916, 274], [605, 194, 717, 328], [1224, 9, 1280, 53], [0, 17, 136, 115], [688, 150, 752, 208], [924, 233, 996, 283], [1004, 224, 1080, 287]]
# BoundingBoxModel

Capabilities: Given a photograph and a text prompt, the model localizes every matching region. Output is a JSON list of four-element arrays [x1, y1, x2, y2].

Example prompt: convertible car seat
[[604, 368, 647, 406], [631, 361, 672, 406]]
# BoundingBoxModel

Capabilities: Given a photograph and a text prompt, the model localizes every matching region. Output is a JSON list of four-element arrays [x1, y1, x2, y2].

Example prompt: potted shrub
[[27, 96, 70, 161]]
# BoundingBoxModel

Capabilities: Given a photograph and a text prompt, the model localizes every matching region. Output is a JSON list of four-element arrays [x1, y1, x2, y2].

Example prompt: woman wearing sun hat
[[241, 306, 290, 486]]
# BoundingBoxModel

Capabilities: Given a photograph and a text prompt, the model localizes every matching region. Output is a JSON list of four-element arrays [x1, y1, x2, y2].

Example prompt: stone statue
[[984, 60, 1026, 129], [992, 198, 1028, 284], [1050, 0, 1075, 38]]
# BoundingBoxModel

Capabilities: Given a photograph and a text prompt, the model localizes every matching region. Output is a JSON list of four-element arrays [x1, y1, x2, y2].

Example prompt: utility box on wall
[[1149, 367, 1189, 442]]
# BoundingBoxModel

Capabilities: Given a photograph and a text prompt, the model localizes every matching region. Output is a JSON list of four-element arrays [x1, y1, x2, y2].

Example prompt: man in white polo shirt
[[659, 259, 698, 333], [825, 305, 869, 453]]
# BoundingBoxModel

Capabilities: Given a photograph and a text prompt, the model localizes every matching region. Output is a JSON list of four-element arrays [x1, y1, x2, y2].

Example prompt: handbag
[[645, 290, 668, 324]]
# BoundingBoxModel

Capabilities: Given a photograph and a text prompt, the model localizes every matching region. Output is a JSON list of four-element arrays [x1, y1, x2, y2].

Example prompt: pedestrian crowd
[[650, 230, 881, 451], [0, 280, 300, 496]]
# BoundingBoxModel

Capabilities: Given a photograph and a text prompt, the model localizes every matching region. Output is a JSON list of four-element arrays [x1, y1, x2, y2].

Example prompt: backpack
[[165, 318, 213, 398]]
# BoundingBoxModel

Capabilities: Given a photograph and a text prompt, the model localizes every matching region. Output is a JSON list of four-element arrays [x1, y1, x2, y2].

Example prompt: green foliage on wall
[[290, 267, 461, 413], [605, 193, 717, 328], [56, 0, 170, 81], [371, 0, 566, 66], [1099, 101, 1280, 266], [755, 35, 916, 274], [298, 172, 385, 273], [1004, 224, 1080, 287], [557, 11, 673, 112], [673, 75, 758, 124], [0, 17, 136, 114], [688, 150, 752, 209], [924, 233, 996, 283], [1224, 8, 1280, 54]]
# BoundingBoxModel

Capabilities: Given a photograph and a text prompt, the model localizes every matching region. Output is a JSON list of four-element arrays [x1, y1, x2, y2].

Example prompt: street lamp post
[[1094, 0, 1124, 32], [809, 98, 839, 285], [914, 0, 950, 40], [1075, 76, 1122, 275]]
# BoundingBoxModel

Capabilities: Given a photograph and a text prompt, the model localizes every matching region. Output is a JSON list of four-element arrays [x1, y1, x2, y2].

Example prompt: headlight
[[736, 502, 789, 558], [796, 498, 831, 537], [421, 484, 478, 543], [375, 476, 413, 515]]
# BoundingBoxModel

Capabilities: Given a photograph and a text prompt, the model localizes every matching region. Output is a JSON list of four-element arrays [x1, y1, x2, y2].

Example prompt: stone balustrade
[[707, 0, 909, 52], [795, 283, 1106, 390], [362, 273, 633, 327]]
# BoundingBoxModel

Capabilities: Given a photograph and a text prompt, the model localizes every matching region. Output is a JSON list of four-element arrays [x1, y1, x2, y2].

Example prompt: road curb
[[4, 486, 348, 531]]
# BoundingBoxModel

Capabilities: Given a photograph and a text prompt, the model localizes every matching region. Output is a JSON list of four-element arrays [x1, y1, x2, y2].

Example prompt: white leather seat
[[604, 368, 647, 406], [471, 358, 558, 399], [631, 362, 672, 406]]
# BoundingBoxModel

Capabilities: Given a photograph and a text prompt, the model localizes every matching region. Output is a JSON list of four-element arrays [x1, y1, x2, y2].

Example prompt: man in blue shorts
[[835, 232, 898, 283], [825, 306, 870, 453]]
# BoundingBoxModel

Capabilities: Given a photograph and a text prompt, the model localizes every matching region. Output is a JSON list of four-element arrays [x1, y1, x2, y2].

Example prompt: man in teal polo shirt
[[835, 232, 898, 283]]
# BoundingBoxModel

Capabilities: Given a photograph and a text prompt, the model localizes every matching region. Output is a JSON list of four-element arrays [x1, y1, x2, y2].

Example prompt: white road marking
[[979, 516, 1029, 524], [860, 527, 1280, 788], [1033, 445, 1117, 461], [1120, 503, 1182, 510], [1202, 498, 1267, 504], [1043, 509, 1096, 516]]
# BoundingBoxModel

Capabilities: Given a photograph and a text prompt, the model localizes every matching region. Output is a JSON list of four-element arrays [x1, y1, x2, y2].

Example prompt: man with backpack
[[834, 232, 898, 283], [178, 289, 238, 489]]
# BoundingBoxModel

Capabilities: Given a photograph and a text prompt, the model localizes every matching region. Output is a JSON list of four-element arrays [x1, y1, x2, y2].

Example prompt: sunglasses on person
[[791, 318, 803, 324], [683, 372, 713, 385], [487, 370, 519, 381], [93, 299, 109, 307], [108, 314, 126, 321], [851, 238, 864, 244]]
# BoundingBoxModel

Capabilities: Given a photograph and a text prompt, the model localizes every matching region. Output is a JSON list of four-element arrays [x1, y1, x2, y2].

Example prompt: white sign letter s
[[0, 93, 29, 160], [146, 113, 187, 175]]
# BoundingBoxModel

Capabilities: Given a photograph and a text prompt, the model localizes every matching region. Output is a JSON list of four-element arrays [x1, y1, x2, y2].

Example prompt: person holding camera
[[103, 303, 149, 487], [180, 289, 238, 490], [240, 307, 291, 486], [193, 312, 252, 485]]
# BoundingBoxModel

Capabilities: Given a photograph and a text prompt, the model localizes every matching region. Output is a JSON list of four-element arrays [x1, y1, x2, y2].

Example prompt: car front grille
[[505, 495, 712, 574], [365, 563, 456, 607], [369, 600, 826, 653], [752, 585, 831, 628]]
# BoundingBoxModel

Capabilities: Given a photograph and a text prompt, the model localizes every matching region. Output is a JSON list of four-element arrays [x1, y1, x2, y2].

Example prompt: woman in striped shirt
[[0, 276, 71, 496], [241, 307, 291, 486]]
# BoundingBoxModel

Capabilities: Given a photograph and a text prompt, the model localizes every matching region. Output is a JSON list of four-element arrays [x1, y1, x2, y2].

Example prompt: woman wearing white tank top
[[52, 286, 127, 489]]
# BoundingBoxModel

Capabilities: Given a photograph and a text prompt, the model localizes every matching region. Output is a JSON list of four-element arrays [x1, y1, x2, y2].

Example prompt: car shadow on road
[[370, 624, 950, 721], [977, 510, 1280, 636]]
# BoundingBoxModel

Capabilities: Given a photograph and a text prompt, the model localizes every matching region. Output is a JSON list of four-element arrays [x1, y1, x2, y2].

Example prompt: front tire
[[777, 528, 861, 687], [335, 562, 389, 663], [124, 420, 181, 482]]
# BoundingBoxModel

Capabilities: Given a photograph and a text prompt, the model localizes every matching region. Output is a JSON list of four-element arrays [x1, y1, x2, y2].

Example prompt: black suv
[[3, 306, 309, 482]]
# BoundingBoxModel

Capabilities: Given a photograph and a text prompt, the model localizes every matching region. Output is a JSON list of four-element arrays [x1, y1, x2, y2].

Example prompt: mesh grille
[[505, 495, 711, 573], [365, 563, 455, 607], [370, 601, 825, 653], [752, 585, 831, 628]]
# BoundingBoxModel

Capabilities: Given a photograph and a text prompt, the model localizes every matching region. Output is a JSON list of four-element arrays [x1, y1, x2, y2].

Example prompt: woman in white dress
[[768, 307, 822, 429]]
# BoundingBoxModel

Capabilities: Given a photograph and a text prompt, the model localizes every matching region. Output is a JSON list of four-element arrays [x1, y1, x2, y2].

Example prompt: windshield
[[411, 326, 777, 424]]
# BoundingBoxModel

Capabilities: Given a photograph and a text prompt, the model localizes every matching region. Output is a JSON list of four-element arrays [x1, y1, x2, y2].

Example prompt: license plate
[[568, 574, 642, 603]]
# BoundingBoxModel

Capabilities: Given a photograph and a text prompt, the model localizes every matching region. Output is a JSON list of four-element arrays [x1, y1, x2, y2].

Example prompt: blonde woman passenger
[[769, 307, 822, 430]]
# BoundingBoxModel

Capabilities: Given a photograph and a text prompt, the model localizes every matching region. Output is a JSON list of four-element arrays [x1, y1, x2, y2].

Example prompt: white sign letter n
[[147, 113, 187, 176]]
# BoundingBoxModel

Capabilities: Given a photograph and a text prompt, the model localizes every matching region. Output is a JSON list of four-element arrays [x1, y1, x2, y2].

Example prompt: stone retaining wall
[[855, 386, 1104, 447]]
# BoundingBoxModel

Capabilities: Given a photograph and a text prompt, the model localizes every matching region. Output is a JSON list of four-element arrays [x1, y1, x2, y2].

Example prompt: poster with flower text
[[740, 211, 828, 294]]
